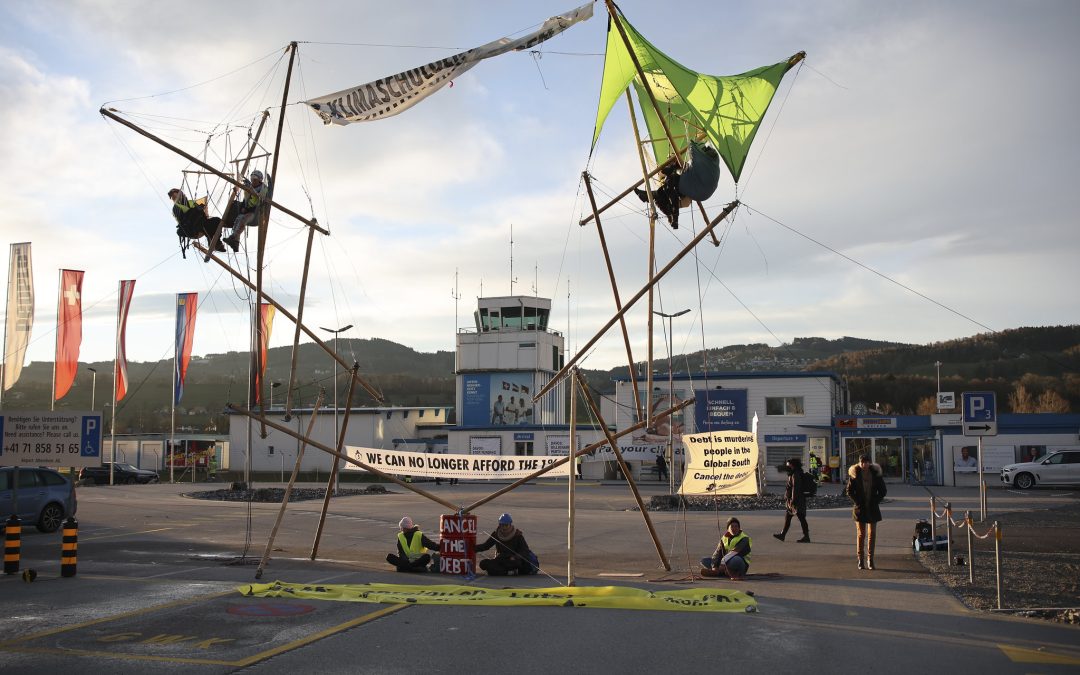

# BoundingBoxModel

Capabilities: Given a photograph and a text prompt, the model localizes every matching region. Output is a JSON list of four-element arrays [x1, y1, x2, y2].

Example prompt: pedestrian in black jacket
[[845, 454, 887, 570], [773, 458, 811, 543]]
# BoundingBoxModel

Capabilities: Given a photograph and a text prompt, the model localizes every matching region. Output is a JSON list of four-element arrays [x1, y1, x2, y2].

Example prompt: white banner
[[304, 2, 593, 125], [545, 435, 571, 456], [3, 243, 33, 391], [678, 430, 759, 496], [469, 436, 501, 455], [341, 446, 569, 479], [584, 442, 683, 463]]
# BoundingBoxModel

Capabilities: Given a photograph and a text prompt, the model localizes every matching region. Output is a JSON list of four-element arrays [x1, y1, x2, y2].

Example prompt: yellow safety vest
[[723, 531, 751, 563], [397, 530, 427, 561]]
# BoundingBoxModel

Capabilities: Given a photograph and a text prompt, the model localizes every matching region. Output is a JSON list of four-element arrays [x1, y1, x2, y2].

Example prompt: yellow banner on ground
[[239, 581, 757, 613]]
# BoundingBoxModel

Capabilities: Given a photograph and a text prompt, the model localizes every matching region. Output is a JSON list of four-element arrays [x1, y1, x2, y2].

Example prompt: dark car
[[79, 462, 160, 485], [0, 466, 78, 533]]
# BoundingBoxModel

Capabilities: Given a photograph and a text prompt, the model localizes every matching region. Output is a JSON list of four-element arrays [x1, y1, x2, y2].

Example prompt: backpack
[[802, 472, 818, 498]]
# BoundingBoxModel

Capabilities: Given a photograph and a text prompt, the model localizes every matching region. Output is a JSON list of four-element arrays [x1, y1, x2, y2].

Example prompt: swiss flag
[[54, 269, 84, 402]]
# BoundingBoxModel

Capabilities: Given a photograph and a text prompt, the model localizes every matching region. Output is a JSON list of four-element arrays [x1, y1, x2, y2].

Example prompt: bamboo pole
[[254, 42, 298, 439], [311, 364, 359, 560], [533, 201, 739, 401], [195, 243, 384, 402], [464, 397, 694, 513], [567, 367, 577, 586], [284, 225, 317, 420], [581, 172, 643, 421], [575, 370, 671, 571], [98, 108, 327, 235], [227, 405, 459, 512], [255, 392, 323, 579]]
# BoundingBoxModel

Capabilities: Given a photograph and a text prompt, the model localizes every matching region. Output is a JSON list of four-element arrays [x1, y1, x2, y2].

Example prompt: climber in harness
[[169, 188, 225, 257], [222, 169, 269, 252], [634, 141, 721, 229]]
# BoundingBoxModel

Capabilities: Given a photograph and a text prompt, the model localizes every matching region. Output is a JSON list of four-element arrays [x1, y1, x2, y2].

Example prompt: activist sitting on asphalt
[[475, 513, 538, 576], [386, 516, 441, 573], [700, 517, 751, 580]]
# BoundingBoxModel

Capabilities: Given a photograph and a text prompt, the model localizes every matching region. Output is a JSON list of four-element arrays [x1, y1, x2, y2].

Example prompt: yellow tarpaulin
[[240, 581, 757, 613]]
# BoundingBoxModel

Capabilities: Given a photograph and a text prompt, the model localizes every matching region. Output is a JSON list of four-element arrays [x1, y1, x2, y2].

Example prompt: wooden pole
[[227, 405, 459, 512], [567, 367, 577, 586], [464, 397, 694, 513], [581, 172, 643, 421], [98, 108, 327, 235], [311, 364, 359, 560], [575, 370, 671, 570], [254, 42, 298, 439], [255, 392, 323, 579], [196, 243, 384, 402], [284, 225, 317, 420], [534, 201, 739, 401]]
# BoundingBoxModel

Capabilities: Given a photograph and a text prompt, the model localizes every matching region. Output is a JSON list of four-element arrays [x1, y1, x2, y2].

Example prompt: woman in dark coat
[[475, 513, 537, 576], [773, 458, 810, 543], [845, 454, 888, 570]]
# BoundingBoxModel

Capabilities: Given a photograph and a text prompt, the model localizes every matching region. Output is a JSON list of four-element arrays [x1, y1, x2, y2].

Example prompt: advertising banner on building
[[678, 430, 759, 496], [545, 435, 572, 456], [341, 446, 569, 479], [584, 442, 677, 463], [461, 372, 535, 426], [469, 436, 501, 455], [694, 389, 747, 433]]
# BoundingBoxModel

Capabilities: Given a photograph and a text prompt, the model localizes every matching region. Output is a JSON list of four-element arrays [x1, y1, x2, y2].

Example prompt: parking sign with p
[[962, 391, 998, 436]]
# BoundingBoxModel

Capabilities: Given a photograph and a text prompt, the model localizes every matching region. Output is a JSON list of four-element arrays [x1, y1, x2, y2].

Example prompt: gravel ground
[[915, 501, 1080, 625], [647, 493, 852, 511]]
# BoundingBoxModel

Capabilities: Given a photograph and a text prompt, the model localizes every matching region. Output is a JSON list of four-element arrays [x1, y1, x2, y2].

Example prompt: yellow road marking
[[999, 644, 1080, 665]]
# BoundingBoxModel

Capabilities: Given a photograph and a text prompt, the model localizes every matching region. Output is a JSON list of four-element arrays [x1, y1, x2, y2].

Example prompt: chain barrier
[[925, 498, 1003, 609]]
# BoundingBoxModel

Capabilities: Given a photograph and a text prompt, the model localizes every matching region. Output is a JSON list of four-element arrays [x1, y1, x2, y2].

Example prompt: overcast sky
[[1, 0, 1077, 376]]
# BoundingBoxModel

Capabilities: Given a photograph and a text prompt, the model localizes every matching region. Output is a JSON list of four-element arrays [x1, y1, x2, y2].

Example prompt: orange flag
[[54, 269, 84, 402], [252, 303, 275, 405]]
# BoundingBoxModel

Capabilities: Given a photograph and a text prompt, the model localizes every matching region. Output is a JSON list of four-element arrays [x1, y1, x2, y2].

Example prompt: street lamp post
[[653, 308, 690, 494], [86, 367, 97, 410], [320, 324, 352, 494]]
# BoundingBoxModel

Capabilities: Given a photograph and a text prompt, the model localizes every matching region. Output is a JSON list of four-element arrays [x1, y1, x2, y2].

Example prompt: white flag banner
[[678, 430, 759, 496], [304, 2, 593, 125], [3, 243, 34, 391], [341, 446, 570, 479]]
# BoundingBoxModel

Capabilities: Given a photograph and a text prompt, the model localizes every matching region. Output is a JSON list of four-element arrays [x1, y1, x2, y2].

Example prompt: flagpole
[[171, 293, 178, 485], [52, 269, 60, 412], [110, 281, 121, 486], [0, 244, 10, 411]]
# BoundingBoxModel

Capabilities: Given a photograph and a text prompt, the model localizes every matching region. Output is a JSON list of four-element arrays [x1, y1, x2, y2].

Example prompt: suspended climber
[[632, 141, 721, 229], [222, 169, 269, 252], [169, 188, 225, 255]]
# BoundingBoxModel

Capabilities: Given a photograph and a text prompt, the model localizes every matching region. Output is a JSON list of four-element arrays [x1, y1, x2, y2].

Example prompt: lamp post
[[86, 367, 97, 410], [320, 324, 352, 494], [653, 308, 690, 494]]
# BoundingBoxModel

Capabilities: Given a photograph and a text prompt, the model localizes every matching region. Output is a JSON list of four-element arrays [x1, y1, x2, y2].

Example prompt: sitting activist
[[475, 513, 538, 576], [168, 188, 225, 254], [700, 516, 751, 580], [386, 516, 440, 573]]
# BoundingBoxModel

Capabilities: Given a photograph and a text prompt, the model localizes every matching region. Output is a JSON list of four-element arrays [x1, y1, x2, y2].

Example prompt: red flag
[[174, 293, 198, 404], [54, 269, 84, 402], [252, 303, 276, 405], [115, 280, 136, 401]]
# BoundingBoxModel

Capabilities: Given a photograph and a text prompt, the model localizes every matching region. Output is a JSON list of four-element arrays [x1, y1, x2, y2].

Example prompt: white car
[[1000, 449, 1080, 489]]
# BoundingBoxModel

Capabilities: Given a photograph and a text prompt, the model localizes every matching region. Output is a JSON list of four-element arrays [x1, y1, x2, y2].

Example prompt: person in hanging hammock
[[222, 169, 269, 252], [168, 188, 225, 252], [633, 141, 721, 229]]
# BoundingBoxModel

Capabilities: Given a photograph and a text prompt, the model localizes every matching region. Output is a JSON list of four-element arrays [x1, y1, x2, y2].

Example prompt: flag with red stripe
[[174, 293, 198, 404], [115, 280, 136, 401], [53, 269, 84, 402]]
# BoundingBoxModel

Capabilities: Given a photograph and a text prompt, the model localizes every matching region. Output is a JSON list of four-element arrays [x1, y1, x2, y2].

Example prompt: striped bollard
[[4, 515, 20, 575], [61, 516, 78, 577]]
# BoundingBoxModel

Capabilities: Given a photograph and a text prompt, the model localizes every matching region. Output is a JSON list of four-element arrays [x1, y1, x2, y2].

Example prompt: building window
[[766, 396, 805, 416], [515, 441, 534, 456], [767, 445, 804, 468]]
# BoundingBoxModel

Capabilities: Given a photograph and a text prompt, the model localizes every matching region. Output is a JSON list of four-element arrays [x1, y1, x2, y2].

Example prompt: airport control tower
[[455, 295, 565, 428]]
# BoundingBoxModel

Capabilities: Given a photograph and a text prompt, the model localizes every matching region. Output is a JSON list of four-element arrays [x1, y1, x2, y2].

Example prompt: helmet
[[250, 170, 264, 181], [498, 513, 513, 525]]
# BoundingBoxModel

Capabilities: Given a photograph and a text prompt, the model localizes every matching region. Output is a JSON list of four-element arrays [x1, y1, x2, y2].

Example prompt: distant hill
[[4, 327, 1075, 432]]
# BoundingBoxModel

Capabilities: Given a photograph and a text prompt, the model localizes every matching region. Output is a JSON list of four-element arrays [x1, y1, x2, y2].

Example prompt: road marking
[[999, 644, 1080, 665], [80, 527, 188, 542]]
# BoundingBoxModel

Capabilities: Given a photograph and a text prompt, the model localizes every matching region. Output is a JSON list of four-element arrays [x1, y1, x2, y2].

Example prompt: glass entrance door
[[842, 437, 904, 482], [910, 438, 937, 485]]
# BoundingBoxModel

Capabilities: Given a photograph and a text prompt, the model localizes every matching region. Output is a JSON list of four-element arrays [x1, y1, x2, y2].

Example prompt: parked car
[[79, 462, 160, 485], [1000, 449, 1080, 489], [0, 466, 78, 532]]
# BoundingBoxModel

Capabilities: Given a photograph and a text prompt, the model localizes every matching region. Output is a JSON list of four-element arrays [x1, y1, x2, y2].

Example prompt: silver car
[[1000, 449, 1080, 489], [0, 466, 78, 532]]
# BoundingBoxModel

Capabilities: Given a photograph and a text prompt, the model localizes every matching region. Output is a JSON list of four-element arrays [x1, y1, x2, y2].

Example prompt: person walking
[[845, 454, 887, 570], [773, 458, 811, 543]]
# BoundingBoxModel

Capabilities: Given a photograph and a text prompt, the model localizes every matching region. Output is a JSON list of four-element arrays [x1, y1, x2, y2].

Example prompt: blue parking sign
[[81, 415, 101, 458], [961, 391, 997, 436]]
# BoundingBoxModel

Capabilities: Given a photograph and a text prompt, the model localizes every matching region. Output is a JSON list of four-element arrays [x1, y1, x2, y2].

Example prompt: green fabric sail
[[592, 12, 802, 184]]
